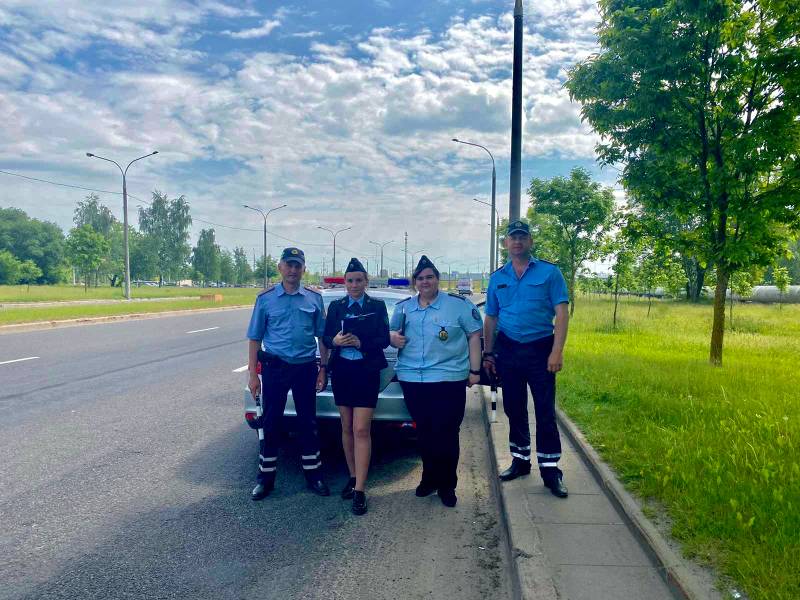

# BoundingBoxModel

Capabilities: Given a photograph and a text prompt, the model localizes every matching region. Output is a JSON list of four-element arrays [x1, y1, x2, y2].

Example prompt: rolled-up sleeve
[[313, 295, 326, 337], [485, 278, 499, 317], [246, 297, 266, 341], [549, 269, 569, 306]]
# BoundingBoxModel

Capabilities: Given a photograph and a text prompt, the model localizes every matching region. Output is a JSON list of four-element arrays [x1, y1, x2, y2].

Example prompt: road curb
[[479, 388, 558, 600], [556, 408, 718, 600], [0, 305, 252, 335]]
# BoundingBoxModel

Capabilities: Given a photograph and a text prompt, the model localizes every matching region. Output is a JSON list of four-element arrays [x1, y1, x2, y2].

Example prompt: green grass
[[0, 284, 262, 303], [559, 296, 800, 600], [0, 292, 258, 325]]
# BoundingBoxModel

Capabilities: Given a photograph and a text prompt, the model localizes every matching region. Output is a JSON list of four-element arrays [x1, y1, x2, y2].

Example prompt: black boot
[[251, 474, 275, 501], [545, 475, 569, 498], [352, 490, 368, 515], [499, 458, 531, 481], [306, 474, 330, 496]]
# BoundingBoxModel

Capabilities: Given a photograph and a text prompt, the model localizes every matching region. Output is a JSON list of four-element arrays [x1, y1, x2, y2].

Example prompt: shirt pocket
[[298, 305, 317, 334], [521, 280, 548, 302], [496, 285, 515, 308]]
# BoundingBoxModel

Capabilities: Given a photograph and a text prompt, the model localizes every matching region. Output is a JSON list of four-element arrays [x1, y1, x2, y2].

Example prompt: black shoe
[[341, 477, 356, 499], [438, 489, 457, 508], [352, 490, 368, 515], [307, 478, 330, 496], [546, 476, 569, 498], [499, 458, 531, 481], [415, 482, 437, 497], [251, 481, 273, 501]]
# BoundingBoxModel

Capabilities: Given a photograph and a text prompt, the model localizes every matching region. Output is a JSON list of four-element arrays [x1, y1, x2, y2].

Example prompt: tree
[[254, 255, 278, 284], [0, 207, 65, 283], [567, 0, 800, 364], [129, 230, 159, 283], [138, 191, 192, 285], [637, 250, 686, 315], [233, 246, 253, 285], [18, 260, 43, 291], [191, 229, 220, 285], [74, 193, 116, 238], [219, 249, 235, 285], [728, 270, 758, 329], [0, 249, 23, 284], [773, 265, 790, 309], [527, 167, 615, 316], [66, 225, 110, 291]]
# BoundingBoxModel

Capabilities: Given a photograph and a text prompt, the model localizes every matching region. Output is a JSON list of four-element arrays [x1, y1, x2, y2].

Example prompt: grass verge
[[0, 295, 255, 326], [558, 297, 799, 600], [0, 284, 261, 303]]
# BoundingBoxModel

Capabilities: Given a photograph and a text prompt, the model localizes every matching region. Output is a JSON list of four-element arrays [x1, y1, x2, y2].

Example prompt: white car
[[244, 287, 414, 429]]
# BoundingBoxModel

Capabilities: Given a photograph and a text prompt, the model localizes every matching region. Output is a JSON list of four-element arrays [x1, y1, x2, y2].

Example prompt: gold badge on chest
[[438, 325, 449, 341]]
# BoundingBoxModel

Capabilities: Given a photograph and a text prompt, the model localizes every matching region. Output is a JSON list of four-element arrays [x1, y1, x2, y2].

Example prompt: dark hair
[[413, 265, 440, 280]]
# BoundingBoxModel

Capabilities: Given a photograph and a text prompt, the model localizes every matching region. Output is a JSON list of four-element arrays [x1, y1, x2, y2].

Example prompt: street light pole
[[410, 248, 428, 272], [86, 150, 158, 300], [474, 198, 500, 269], [452, 138, 497, 273], [318, 226, 351, 275], [244, 203, 287, 288], [369, 240, 394, 277]]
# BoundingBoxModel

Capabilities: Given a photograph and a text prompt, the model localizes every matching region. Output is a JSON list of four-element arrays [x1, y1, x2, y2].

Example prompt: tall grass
[[559, 296, 799, 599]]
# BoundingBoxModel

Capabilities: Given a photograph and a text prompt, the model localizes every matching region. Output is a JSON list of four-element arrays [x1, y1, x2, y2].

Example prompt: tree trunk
[[647, 289, 653, 317], [569, 271, 576, 317], [729, 287, 734, 329], [613, 273, 620, 329], [710, 270, 729, 365]]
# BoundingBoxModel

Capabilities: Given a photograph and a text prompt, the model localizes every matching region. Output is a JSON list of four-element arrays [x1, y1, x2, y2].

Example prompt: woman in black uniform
[[322, 258, 390, 515]]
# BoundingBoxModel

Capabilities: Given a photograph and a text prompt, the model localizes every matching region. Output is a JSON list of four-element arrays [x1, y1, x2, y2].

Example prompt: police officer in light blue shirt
[[389, 255, 483, 508], [246, 247, 330, 500], [483, 220, 570, 498]]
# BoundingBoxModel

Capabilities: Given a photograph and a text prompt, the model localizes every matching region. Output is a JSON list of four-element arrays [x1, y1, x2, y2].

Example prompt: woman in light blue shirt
[[389, 255, 483, 507]]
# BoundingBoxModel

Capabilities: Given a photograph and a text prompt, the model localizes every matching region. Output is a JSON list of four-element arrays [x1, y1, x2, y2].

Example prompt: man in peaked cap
[[246, 247, 330, 500], [482, 220, 571, 498]]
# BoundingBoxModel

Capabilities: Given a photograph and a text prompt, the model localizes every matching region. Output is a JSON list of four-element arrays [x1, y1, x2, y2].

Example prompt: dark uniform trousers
[[496, 332, 562, 483], [400, 380, 467, 492], [257, 357, 321, 483]]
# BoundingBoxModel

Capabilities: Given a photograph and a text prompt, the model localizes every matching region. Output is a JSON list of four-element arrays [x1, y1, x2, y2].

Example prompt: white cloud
[[223, 19, 281, 39]]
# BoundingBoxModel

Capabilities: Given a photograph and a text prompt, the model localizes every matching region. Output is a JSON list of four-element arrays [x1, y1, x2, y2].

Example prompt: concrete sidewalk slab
[[482, 387, 720, 600]]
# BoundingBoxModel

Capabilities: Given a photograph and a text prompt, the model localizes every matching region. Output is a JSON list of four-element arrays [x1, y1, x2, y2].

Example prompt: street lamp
[[369, 240, 394, 278], [86, 150, 158, 300], [410, 248, 428, 272], [317, 226, 351, 275], [243, 203, 287, 288], [452, 138, 497, 273], [474, 198, 500, 269]]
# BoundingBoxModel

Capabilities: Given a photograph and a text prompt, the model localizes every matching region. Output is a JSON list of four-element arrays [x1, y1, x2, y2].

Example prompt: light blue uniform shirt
[[340, 295, 365, 361], [246, 283, 325, 364], [485, 258, 569, 343], [390, 292, 483, 383]]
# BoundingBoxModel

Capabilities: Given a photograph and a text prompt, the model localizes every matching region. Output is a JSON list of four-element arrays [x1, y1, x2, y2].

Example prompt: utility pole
[[318, 226, 351, 275], [244, 204, 286, 288], [509, 0, 524, 221], [404, 231, 409, 278]]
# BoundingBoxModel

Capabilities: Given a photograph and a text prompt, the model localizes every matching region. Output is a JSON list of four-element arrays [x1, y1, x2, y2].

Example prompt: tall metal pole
[[318, 226, 351, 275], [86, 150, 158, 300], [474, 198, 500, 269], [244, 204, 286, 288], [509, 0, 524, 221], [370, 240, 394, 277], [453, 138, 497, 273]]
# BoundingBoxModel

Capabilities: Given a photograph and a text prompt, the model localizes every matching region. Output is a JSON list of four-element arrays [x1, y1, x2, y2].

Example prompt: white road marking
[[232, 364, 249, 373], [186, 327, 219, 334], [0, 356, 40, 366]]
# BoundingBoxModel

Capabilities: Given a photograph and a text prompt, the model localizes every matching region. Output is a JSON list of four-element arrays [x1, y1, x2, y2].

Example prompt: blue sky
[[0, 0, 616, 275]]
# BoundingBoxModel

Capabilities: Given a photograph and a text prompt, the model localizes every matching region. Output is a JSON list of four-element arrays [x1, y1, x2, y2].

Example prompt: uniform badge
[[438, 326, 449, 341], [472, 308, 480, 320]]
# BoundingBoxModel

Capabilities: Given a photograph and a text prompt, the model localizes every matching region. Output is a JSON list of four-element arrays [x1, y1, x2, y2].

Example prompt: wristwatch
[[469, 369, 481, 375]]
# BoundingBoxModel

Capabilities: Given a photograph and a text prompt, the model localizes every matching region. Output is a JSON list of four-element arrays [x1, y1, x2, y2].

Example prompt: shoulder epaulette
[[396, 296, 412, 304], [448, 292, 467, 300], [303, 285, 321, 295], [257, 285, 276, 296]]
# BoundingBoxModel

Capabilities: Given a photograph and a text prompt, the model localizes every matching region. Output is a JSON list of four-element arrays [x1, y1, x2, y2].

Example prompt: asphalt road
[[0, 310, 511, 600]]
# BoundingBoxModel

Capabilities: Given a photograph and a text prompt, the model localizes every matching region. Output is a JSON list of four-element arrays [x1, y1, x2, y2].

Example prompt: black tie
[[349, 301, 362, 316]]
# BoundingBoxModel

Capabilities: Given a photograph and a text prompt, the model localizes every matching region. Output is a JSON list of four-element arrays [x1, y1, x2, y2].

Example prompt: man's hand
[[248, 373, 261, 399], [547, 349, 564, 373], [467, 373, 481, 387], [482, 355, 496, 377], [390, 331, 406, 349], [316, 368, 328, 392]]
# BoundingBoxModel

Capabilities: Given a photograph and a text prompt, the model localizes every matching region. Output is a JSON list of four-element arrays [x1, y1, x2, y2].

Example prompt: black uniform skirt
[[331, 358, 381, 408]]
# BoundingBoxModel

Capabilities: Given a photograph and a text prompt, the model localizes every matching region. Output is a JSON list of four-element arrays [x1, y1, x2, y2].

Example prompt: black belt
[[497, 331, 554, 349], [258, 350, 315, 368]]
